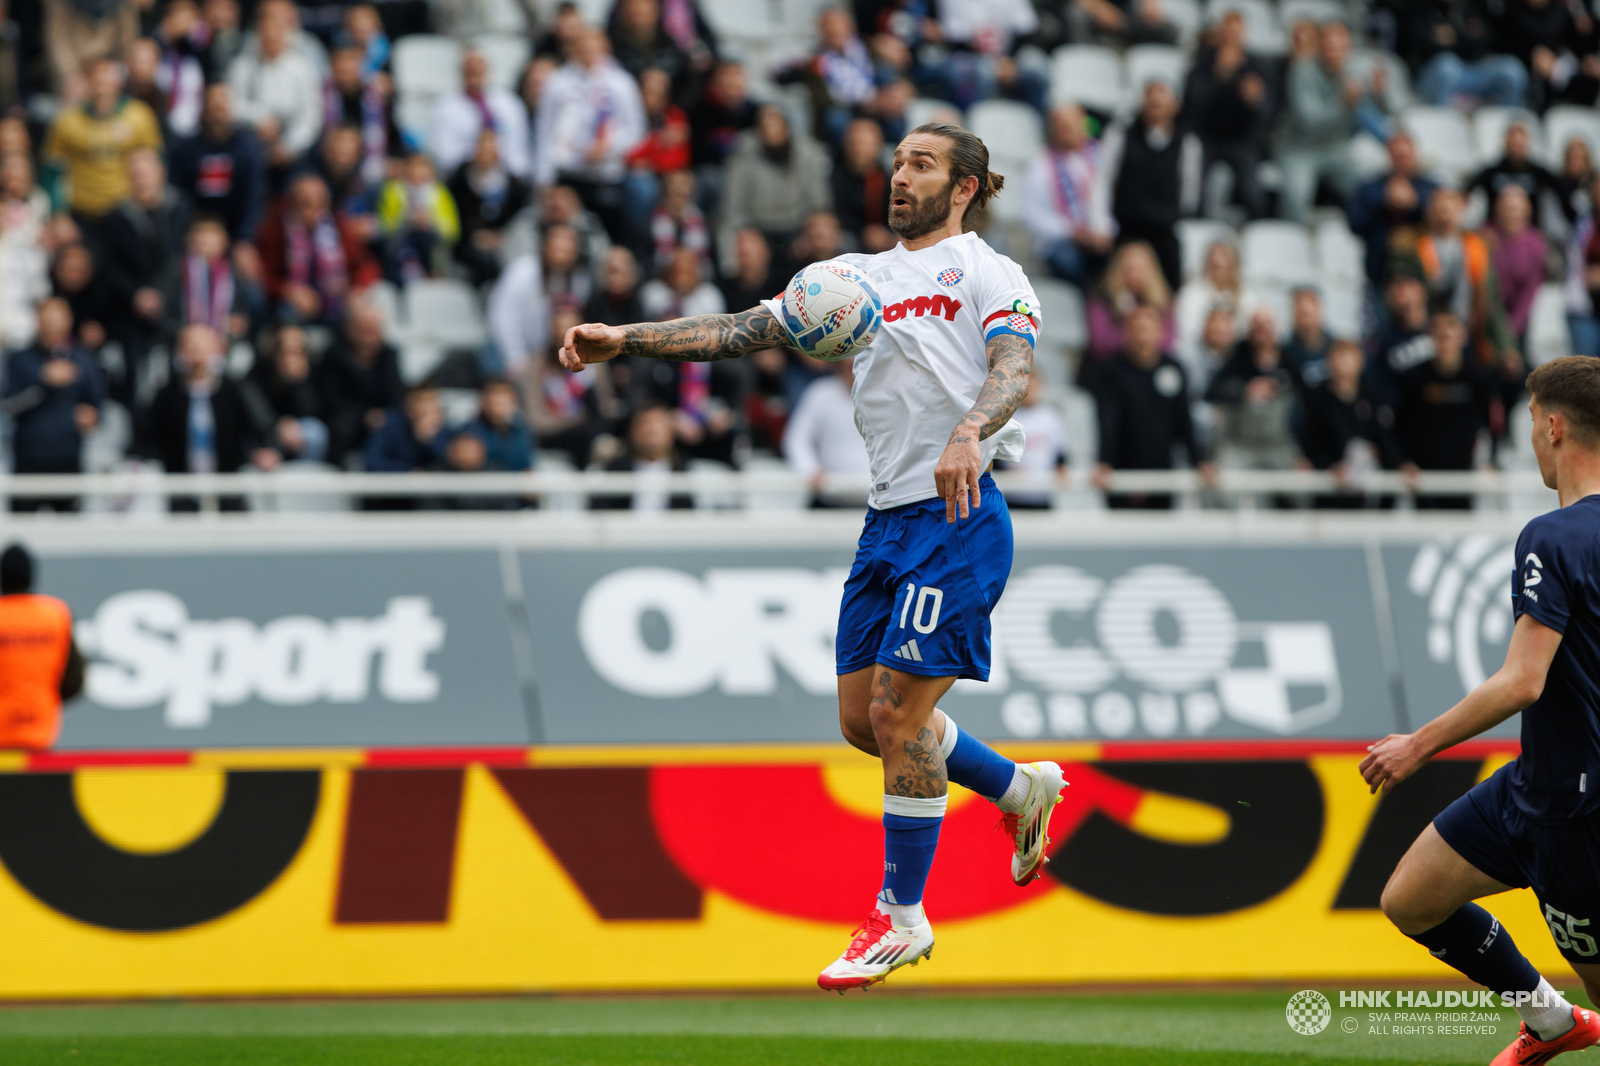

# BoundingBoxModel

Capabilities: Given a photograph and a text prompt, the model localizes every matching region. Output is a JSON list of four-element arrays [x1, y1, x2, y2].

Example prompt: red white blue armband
[[982, 302, 1039, 347]]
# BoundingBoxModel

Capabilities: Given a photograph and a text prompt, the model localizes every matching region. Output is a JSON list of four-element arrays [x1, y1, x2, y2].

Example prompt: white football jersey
[[764, 232, 1041, 510]]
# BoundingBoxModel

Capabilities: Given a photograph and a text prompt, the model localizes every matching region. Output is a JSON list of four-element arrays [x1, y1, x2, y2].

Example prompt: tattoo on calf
[[892, 726, 948, 799], [617, 307, 789, 362]]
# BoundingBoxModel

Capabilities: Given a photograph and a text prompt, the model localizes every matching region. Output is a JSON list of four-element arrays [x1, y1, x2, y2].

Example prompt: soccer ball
[[778, 260, 883, 361]]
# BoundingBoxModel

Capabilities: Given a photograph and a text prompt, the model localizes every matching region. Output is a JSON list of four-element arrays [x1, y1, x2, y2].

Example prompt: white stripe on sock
[[883, 793, 948, 818]]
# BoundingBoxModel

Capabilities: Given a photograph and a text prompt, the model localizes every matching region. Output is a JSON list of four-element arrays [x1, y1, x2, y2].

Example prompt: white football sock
[[876, 897, 926, 929], [1518, 977, 1576, 1040], [936, 710, 958, 760], [997, 764, 1030, 813]]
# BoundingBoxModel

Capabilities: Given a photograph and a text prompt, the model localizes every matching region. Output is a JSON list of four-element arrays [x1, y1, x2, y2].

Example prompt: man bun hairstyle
[[910, 121, 1004, 231], [1527, 355, 1600, 447]]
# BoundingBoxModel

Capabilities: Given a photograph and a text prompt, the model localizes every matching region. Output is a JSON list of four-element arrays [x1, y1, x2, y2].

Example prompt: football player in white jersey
[[558, 123, 1069, 991]]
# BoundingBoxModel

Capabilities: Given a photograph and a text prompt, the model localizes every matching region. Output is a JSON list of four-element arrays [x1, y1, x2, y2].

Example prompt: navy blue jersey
[[1508, 495, 1600, 822]]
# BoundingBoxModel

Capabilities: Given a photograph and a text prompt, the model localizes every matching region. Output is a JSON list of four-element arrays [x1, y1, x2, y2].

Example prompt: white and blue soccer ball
[[779, 260, 882, 361]]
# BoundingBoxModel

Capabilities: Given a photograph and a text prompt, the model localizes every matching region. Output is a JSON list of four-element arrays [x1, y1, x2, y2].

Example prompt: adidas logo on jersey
[[893, 639, 924, 662], [883, 295, 961, 323]]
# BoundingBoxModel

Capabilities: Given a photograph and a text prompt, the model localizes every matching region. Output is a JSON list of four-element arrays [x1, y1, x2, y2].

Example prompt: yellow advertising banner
[[0, 742, 1567, 998]]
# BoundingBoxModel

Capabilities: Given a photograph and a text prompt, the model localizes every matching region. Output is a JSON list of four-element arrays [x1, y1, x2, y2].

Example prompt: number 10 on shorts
[[898, 584, 943, 634]]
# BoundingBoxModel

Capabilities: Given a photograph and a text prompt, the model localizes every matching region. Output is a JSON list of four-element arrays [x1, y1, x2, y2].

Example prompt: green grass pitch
[[1, 988, 1596, 1065]]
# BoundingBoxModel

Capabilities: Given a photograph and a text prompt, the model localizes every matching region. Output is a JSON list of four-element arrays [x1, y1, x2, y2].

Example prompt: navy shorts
[[836, 473, 1013, 682], [1434, 762, 1600, 965]]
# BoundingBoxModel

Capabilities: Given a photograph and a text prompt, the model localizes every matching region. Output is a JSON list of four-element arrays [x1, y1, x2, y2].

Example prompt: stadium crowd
[[0, 0, 1595, 511]]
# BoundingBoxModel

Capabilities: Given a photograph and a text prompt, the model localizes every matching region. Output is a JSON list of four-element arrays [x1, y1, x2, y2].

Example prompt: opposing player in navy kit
[[558, 123, 1068, 991], [1362, 356, 1600, 1065]]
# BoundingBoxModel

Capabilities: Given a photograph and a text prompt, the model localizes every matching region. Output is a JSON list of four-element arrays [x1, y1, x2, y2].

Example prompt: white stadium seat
[[404, 278, 488, 351], [1314, 217, 1365, 284], [968, 99, 1042, 178], [699, 0, 784, 42], [907, 97, 963, 130], [1034, 278, 1088, 353], [471, 35, 530, 92], [363, 280, 407, 344], [1241, 220, 1316, 288], [1349, 50, 1414, 112], [1321, 283, 1364, 340], [394, 93, 434, 150], [1207, 0, 1285, 54], [392, 35, 462, 99], [1472, 107, 1540, 169], [1050, 45, 1127, 114], [1402, 106, 1475, 183], [1177, 218, 1237, 281], [1160, 0, 1204, 46], [1279, 0, 1347, 28], [1544, 106, 1600, 169], [1526, 284, 1573, 367], [1124, 45, 1187, 94]]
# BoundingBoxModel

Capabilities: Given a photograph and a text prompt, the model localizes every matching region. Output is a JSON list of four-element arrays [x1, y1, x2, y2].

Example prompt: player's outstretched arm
[[1359, 614, 1562, 794], [933, 333, 1033, 524], [556, 307, 789, 371]]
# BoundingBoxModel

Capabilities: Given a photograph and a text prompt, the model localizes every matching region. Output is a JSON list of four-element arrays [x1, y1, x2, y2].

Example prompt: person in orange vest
[[0, 544, 84, 750]]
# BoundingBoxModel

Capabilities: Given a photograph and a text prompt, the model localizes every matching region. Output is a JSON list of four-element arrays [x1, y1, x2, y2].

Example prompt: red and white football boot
[[1490, 1007, 1600, 1066], [999, 761, 1068, 885], [816, 907, 934, 993]]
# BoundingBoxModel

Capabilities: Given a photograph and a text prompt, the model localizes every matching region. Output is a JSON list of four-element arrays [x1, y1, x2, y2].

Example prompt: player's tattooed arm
[[952, 332, 1034, 442], [618, 307, 789, 362]]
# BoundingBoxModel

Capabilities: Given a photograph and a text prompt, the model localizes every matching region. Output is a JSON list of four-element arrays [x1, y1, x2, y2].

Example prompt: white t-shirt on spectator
[[783, 373, 870, 480], [641, 280, 724, 321], [763, 230, 1039, 509], [1008, 401, 1068, 475], [431, 89, 533, 179], [533, 58, 646, 186], [487, 253, 549, 376]]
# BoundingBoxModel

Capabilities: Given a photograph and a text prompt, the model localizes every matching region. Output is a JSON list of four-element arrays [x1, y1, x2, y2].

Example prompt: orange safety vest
[[0, 594, 73, 750]]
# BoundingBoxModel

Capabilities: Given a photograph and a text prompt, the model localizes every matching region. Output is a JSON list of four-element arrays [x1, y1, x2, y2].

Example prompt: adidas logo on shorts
[[893, 639, 924, 662]]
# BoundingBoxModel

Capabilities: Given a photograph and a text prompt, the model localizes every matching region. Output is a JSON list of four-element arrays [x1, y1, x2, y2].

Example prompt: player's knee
[[840, 719, 878, 755], [1379, 877, 1435, 935], [867, 693, 914, 739]]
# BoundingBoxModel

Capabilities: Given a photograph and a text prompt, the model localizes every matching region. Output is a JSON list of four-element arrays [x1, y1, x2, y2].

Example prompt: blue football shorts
[[835, 473, 1014, 682], [1434, 761, 1600, 965]]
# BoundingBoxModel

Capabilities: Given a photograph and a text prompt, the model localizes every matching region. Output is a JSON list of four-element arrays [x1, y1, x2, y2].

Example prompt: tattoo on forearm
[[892, 726, 949, 799], [617, 307, 789, 362], [952, 334, 1034, 442]]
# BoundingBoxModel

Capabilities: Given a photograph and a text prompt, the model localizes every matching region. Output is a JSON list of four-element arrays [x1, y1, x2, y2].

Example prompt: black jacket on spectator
[[688, 94, 757, 168], [1347, 173, 1439, 292], [1203, 346, 1304, 405], [1095, 354, 1202, 470], [448, 164, 531, 252], [317, 339, 404, 465], [589, 452, 694, 510], [139, 376, 261, 473], [1181, 49, 1272, 144], [1396, 0, 1498, 72], [168, 123, 268, 243], [586, 287, 645, 328], [831, 159, 889, 242], [1394, 359, 1493, 470], [100, 189, 190, 332], [1368, 317, 1433, 404], [1299, 380, 1402, 469], [1, 345, 104, 470], [1470, 156, 1564, 230], [239, 360, 323, 460]]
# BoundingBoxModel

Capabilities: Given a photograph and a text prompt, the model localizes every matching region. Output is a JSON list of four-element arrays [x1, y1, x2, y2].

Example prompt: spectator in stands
[[1091, 305, 1214, 509], [721, 105, 832, 259], [1182, 307, 1238, 444], [624, 67, 692, 231], [460, 377, 534, 471], [935, 0, 1047, 114], [1175, 241, 1259, 369], [542, 221, 593, 314], [318, 297, 403, 465], [50, 241, 111, 357], [608, 0, 690, 90], [1070, 0, 1178, 48], [364, 384, 447, 476], [201, 0, 244, 74], [153, 2, 209, 131], [832, 117, 892, 254], [43, 56, 163, 223], [227, 0, 322, 177], [1275, 21, 1389, 224], [1486, 184, 1547, 344], [169, 84, 268, 248], [1023, 102, 1114, 291], [257, 172, 379, 325], [101, 149, 188, 402], [324, 46, 399, 188], [1204, 307, 1304, 479], [687, 59, 756, 212], [0, 156, 52, 353], [1347, 131, 1436, 289], [1564, 170, 1600, 355], [1285, 286, 1334, 386], [718, 227, 774, 312], [1297, 339, 1401, 508], [642, 245, 723, 320], [648, 168, 708, 273], [1396, 310, 1492, 509], [342, 3, 389, 75], [174, 214, 259, 346], [2, 298, 103, 511], [585, 246, 644, 328], [448, 130, 530, 287], [432, 50, 533, 181], [1397, 0, 1527, 108], [46, 0, 137, 104], [1182, 10, 1273, 220], [487, 251, 550, 378], [317, 125, 378, 222], [1103, 78, 1200, 288], [783, 358, 869, 507], [1083, 240, 1174, 367], [1470, 121, 1563, 231], [1369, 263, 1435, 400], [125, 38, 179, 142], [536, 308, 620, 466], [588, 401, 692, 511], [1498, 0, 1600, 110], [995, 370, 1070, 509], [777, 211, 843, 283], [534, 26, 646, 244], [140, 323, 273, 509], [376, 151, 459, 284], [242, 325, 327, 464], [790, 9, 880, 144], [542, 183, 610, 272], [0, 1, 21, 118], [1407, 186, 1517, 379], [1556, 136, 1597, 225]]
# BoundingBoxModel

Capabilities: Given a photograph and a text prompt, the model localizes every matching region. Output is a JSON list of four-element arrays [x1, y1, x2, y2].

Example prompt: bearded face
[[888, 176, 956, 241]]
